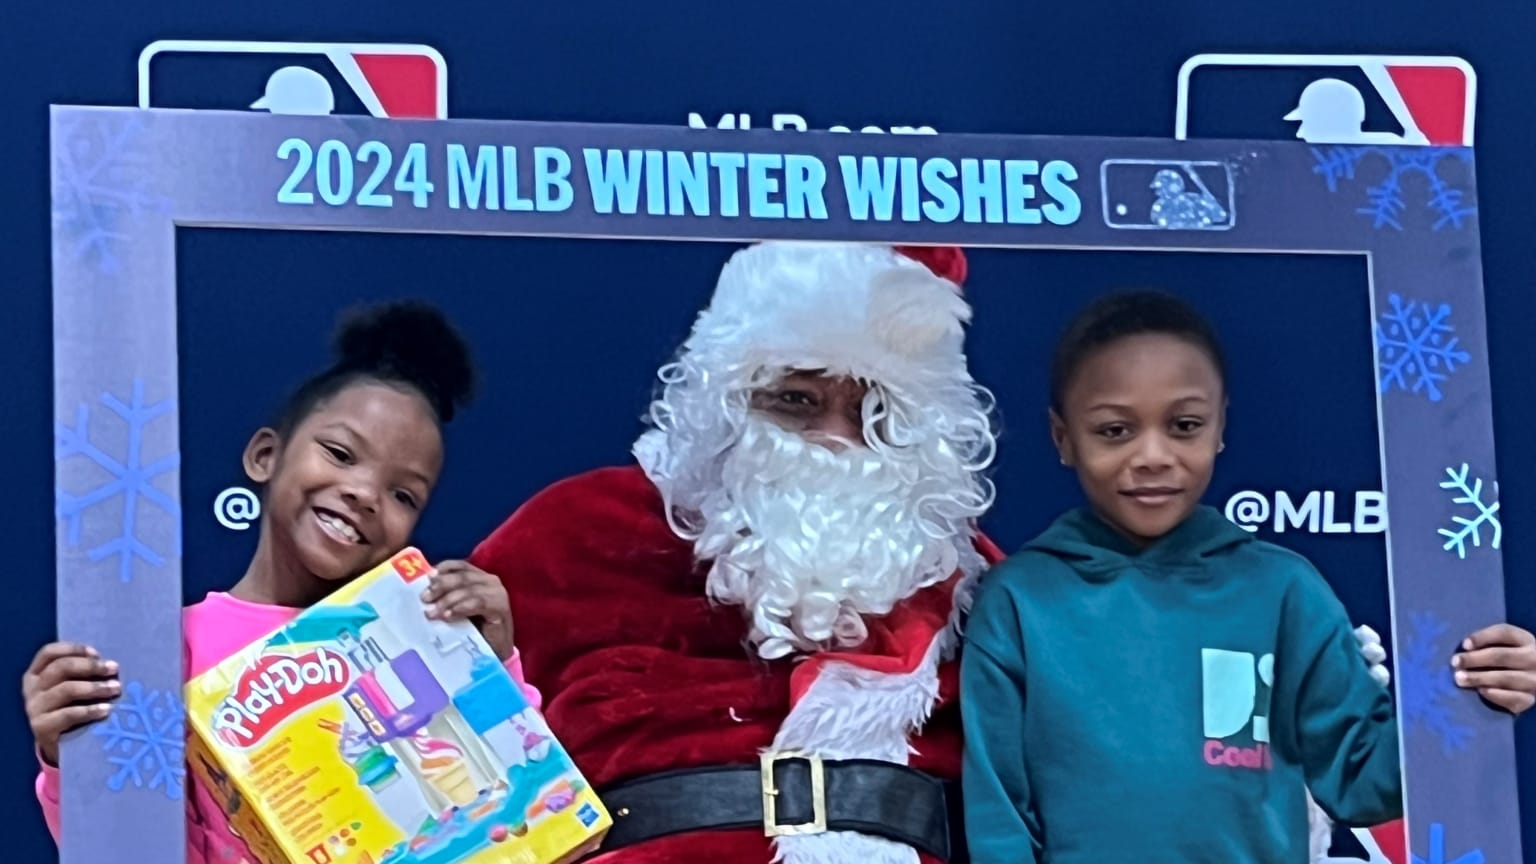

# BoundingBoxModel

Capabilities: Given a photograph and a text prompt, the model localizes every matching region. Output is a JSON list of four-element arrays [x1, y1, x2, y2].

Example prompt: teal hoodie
[[960, 506, 1401, 864]]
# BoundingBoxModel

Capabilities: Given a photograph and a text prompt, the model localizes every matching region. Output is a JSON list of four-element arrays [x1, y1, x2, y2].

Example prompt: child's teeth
[[321, 513, 359, 542]]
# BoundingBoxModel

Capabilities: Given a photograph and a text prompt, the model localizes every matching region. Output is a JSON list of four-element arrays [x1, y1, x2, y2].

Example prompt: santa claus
[[468, 241, 1533, 864]]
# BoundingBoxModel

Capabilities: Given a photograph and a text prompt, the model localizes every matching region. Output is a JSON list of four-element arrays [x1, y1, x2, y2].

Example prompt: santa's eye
[[772, 390, 817, 408]]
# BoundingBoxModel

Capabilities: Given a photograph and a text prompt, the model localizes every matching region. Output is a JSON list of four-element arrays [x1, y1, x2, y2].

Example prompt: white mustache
[[697, 418, 968, 659]]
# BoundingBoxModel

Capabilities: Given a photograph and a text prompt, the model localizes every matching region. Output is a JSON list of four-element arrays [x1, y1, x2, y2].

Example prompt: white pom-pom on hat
[[866, 265, 972, 357]]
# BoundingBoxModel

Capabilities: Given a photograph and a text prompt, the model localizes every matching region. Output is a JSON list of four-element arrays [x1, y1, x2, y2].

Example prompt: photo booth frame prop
[[50, 105, 1515, 864]]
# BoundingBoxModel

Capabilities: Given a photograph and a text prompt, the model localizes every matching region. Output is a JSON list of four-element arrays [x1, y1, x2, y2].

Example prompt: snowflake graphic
[[1413, 822, 1484, 864], [51, 112, 171, 274], [1400, 612, 1473, 754], [1309, 146, 1475, 231], [93, 680, 185, 801], [1375, 294, 1470, 402], [1438, 464, 1500, 560], [55, 380, 181, 583]]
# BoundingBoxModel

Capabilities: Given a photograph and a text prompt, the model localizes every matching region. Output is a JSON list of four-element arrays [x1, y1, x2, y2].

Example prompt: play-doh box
[[185, 547, 610, 864]]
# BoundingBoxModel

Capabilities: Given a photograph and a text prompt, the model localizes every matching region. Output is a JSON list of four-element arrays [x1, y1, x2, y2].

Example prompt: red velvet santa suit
[[470, 463, 1005, 864]]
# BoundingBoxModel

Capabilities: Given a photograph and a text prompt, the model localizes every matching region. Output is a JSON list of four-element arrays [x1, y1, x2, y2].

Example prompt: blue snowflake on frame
[[1439, 464, 1500, 560], [93, 680, 185, 801], [1376, 294, 1470, 402], [51, 112, 171, 274], [1400, 612, 1473, 754], [1413, 822, 1484, 864], [1309, 146, 1475, 230], [55, 380, 182, 583]]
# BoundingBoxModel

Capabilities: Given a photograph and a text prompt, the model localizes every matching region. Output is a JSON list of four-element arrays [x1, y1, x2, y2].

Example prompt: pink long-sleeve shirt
[[35, 591, 541, 864]]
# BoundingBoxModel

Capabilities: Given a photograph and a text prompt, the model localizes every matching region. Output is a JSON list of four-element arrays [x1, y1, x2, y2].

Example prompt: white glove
[[1306, 792, 1333, 864], [1307, 626, 1391, 864], [1355, 625, 1391, 688]]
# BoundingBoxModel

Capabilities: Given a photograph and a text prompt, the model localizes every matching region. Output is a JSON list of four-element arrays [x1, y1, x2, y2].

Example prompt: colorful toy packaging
[[185, 548, 611, 864]]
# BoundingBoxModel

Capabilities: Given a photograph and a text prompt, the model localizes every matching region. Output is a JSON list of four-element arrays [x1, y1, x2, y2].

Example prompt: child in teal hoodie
[[960, 291, 1401, 863]]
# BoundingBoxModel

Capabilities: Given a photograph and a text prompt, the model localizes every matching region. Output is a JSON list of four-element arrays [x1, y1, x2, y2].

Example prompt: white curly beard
[[690, 418, 975, 660]]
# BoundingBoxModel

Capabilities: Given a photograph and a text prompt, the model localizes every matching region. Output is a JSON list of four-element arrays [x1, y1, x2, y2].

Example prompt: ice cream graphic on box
[[186, 547, 609, 864], [323, 717, 435, 833]]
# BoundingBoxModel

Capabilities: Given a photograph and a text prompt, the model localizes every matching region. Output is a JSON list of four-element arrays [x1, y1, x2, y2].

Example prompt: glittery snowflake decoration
[[1400, 612, 1473, 754], [1375, 294, 1470, 403], [1438, 464, 1500, 560], [1413, 822, 1484, 864], [1309, 146, 1475, 231], [93, 680, 185, 801], [51, 112, 171, 274], [55, 380, 181, 583]]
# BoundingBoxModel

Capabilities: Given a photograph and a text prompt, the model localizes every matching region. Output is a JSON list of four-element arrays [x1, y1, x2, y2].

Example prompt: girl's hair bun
[[331, 301, 476, 423]]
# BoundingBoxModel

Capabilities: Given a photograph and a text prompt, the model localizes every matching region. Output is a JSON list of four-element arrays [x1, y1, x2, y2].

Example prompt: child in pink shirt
[[23, 302, 539, 864]]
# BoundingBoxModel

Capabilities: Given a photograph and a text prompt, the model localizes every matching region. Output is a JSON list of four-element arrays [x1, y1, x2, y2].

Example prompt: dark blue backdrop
[[8, 3, 1533, 862]]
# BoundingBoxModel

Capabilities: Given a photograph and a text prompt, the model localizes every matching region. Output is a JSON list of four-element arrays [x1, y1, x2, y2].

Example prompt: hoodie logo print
[[1202, 648, 1274, 770]]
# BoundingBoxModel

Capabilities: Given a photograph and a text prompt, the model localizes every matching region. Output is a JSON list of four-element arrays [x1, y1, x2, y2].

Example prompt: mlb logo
[[138, 40, 447, 119], [1099, 159, 1235, 232], [1174, 54, 1475, 147]]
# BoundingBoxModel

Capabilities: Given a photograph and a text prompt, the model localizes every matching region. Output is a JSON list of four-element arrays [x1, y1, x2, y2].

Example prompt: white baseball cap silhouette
[[1283, 78, 1367, 141], [251, 66, 335, 115]]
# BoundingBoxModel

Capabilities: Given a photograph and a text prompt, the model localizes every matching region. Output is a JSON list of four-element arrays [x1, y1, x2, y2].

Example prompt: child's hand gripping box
[[185, 548, 610, 864]]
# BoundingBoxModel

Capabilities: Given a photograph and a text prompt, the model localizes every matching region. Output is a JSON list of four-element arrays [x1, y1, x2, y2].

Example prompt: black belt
[[590, 753, 966, 862]]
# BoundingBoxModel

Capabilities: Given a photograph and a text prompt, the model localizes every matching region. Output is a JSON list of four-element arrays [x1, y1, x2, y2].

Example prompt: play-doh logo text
[[213, 647, 351, 746]]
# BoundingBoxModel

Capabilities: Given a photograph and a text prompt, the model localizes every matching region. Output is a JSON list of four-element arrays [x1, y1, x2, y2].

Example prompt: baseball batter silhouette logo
[[138, 40, 448, 119], [1175, 53, 1474, 147]]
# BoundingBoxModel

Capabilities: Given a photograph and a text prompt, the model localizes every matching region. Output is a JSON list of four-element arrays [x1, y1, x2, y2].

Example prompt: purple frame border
[[49, 106, 1514, 864]]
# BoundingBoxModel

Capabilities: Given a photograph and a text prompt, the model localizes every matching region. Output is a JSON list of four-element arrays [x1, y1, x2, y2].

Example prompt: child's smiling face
[[245, 382, 444, 587], [1051, 332, 1226, 544]]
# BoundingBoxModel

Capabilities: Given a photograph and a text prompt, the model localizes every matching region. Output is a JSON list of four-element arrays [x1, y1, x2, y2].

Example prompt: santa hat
[[678, 241, 976, 405]]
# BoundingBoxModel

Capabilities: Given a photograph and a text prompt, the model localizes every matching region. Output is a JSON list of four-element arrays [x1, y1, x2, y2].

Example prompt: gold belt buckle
[[760, 750, 828, 837]]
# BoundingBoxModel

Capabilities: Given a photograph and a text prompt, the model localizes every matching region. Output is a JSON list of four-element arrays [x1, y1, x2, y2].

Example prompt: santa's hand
[[1355, 625, 1391, 688], [1454, 623, 1536, 715], [422, 560, 516, 661]]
